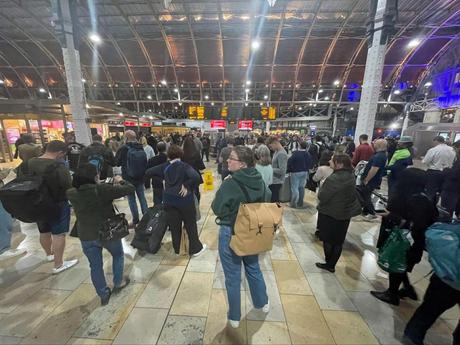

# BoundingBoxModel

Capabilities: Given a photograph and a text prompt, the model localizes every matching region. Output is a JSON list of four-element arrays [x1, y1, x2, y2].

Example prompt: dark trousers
[[389, 272, 411, 294], [323, 242, 342, 269], [441, 190, 460, 217], [165, 203, 203, 255], [426, 170, 444, 203], [405, 274, 460, 345], [153, 188, 163, 206], [360, 185, 375, 215], [269, 184, 282, 203], [201, 148, 209, 162]]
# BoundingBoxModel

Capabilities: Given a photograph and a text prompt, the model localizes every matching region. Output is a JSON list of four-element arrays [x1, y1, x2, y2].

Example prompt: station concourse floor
[[0, 163, 457, 345]]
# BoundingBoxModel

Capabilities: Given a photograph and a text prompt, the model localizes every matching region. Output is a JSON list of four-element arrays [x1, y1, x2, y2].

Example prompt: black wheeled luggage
[[131, 205, 168, 254]]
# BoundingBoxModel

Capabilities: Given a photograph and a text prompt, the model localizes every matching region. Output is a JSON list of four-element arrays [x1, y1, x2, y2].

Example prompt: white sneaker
[[46, 255, 54, 262], [0, 248, 26, 261], [228, 319, 240, 328], [262, 301, 270, 313], [192, 244, 207, 258], [52, 259, 78, 274]]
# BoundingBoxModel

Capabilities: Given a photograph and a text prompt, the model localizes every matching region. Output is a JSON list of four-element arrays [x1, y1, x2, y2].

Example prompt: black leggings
[[323, 242, 343, 269], [389, 272, 411, 294]]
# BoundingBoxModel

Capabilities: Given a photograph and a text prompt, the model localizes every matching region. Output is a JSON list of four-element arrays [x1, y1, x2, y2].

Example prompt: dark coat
[[317, 169, 361, 220], [146, 160, 200, 208], [442, 155, 460, 193], [147, 153, 168, 188], [67, 182, 135, 241]]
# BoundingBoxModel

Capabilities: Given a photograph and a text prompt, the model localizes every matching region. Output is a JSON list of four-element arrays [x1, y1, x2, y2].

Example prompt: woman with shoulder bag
[[315, 154, 362, 273], [211, 146, 270, 329], [67, 163, 135, 306], [370, 168, 438, 306]]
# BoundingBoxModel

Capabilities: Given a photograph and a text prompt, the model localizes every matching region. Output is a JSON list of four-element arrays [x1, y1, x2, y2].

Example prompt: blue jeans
[[218, 225, 268, 321], [0, 201, 13, 254], [80, 239, 124, 298], [128, 183, 148, 224], [290, 171, 308, 207]]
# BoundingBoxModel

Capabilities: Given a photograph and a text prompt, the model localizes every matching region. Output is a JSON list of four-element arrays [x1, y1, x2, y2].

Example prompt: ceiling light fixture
[[259, 102, 263, 106], [81, 78, 86, 83], [211, 102, 215, 106], [318, 89, 324, 93], [116, 102, 121, 106], [407, 38, 421, 48], [204, 95, 209, 100], [394, 89, 401, 95], [161, 79, 167, 85], [264, 95, 268, 100], [424, 81, 432, 87], [147, 95, 152, 100], [89, 33, 102, 44], [246, 80, 251, 85], [298, 106, 303, 110], [333, 80, 340, 86], [350, 107, 354, 111], [324, 96, 330, 101], [38, 87, 46, 93], [245, 102, 248, 107], [251, 40, 261, 51], [174, 106, 178, 110], [245, 88, 250, 93], [174, 88, 179, 93], [267, 0, 277, 6], [118, 112, 123, 116]]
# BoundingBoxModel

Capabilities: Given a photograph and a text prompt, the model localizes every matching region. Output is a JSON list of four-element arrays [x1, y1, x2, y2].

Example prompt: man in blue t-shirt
[[360, 139, 388, 221]]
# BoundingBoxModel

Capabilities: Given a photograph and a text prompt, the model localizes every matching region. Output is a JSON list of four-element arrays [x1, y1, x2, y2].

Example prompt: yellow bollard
[[203, 169, 214, 191]]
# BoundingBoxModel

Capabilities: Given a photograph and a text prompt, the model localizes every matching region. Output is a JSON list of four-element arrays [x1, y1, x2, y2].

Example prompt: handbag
[[99, 203, 129, 241], [230, 179, 283, 256], [377, 228, 411, 273]]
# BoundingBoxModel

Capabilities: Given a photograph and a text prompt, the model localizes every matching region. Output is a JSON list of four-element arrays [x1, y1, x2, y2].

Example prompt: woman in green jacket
[[316, 154, 361, 273], [67, 163, 135, 306], [211, 146, 270, 329]]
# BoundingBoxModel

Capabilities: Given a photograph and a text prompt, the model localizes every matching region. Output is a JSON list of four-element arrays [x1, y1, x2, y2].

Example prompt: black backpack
[[0, 162, 60, 223]]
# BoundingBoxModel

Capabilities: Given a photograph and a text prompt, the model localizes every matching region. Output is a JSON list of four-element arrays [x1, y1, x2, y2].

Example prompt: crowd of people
[[1, 128, 459, 344]]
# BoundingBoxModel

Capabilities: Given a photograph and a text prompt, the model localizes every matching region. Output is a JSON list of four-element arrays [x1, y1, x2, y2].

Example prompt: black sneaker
[[101, 288, 112, 306], [398, 286, 418, 301], [315, 262, 335, 273], [113, 278, 131, 295], [370, 290, 400, 306]]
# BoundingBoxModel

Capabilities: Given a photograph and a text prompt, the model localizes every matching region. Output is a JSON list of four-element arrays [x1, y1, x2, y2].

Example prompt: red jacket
[[352, 143, 374, 166]]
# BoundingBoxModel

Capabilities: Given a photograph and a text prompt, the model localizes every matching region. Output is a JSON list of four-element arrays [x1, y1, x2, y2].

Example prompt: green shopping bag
[[377, 228, 411, 273]]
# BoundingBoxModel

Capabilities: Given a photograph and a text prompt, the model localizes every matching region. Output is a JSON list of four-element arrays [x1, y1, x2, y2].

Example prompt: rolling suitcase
[[131, 205, 168, 254]]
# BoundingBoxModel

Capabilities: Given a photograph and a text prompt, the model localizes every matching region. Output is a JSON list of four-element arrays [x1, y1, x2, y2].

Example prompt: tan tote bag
[[229, 179, 283, 256]]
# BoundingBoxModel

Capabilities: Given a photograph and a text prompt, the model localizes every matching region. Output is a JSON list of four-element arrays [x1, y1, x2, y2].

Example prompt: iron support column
[[57, 0, 92, 145], [355, 0, 388, 145]]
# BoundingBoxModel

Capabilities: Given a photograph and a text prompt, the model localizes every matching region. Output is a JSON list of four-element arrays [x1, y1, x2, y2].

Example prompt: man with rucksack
[[116, 130, 148, 225], [25, 140, 77, 274], [80, 134, 116, 180]]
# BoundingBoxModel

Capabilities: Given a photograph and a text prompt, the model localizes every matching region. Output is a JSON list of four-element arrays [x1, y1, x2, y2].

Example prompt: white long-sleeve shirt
[[422, 143, 456, 171]]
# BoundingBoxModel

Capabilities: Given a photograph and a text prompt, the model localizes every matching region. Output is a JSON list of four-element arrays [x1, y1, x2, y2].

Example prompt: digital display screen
[[238, 120, 253, 130]]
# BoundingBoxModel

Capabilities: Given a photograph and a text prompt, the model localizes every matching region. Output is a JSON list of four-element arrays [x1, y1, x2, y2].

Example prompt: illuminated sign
[[268, 106, 276, 120], [261, 107, 269, 120], [188, 106, 197, 119], [188, 105, 205, 119], [210, 120, 226, 129], [197, 106, 205, 120], [221, 106, 228, 118], [238, 120, 253, 130], [140, 122, 151, 127], [124, 121, 136, 127]]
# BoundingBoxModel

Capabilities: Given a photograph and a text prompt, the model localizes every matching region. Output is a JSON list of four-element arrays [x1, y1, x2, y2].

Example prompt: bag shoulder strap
[[232, 178, 266, 203], [232, 178, 250, 203]]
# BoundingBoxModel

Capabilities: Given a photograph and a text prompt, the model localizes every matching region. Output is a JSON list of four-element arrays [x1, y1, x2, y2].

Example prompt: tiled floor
[[0, 166, 457, 345]]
